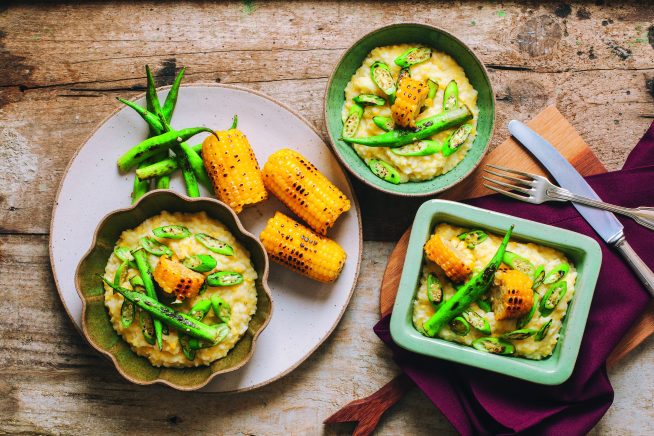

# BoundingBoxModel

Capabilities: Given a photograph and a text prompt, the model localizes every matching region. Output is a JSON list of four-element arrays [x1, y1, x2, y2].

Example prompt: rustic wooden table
[[1, 1, 653, 434]]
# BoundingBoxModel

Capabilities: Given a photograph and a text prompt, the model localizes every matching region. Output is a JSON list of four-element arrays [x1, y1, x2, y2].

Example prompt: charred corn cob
[[202, 128, 268, 213], [262, 149, 351, 235], [424, 233, 472, 283], [391, 76, 429, 128], [153, 256, 205, 300], [492, 270, 534, 320], [260, 212, 346, 283]]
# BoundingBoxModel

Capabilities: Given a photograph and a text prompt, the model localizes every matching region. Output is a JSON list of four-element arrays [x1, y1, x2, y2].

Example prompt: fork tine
[[486, 164, 536, 179], [483, 168, 534, 187], [484, 184, 533, 202], [482, 176, 531, 195]]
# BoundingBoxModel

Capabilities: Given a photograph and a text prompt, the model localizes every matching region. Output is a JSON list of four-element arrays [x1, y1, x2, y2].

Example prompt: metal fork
[[482, 164, 654, 232]]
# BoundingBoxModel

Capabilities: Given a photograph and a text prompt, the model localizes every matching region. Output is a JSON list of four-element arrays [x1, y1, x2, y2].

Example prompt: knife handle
[[615, 237, 654, 297]]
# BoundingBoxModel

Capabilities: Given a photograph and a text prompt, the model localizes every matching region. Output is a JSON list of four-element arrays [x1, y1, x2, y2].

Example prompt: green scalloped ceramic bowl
[[75, 190, 273, 391], [390, 200, 602, 385], [324, 23, 495, 196]]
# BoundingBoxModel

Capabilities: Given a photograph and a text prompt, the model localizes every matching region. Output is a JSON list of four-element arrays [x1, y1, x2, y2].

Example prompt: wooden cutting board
[[379, 105, 654, 367]]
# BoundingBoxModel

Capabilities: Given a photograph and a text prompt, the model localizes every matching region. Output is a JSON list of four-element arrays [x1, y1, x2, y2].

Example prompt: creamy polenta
[[413, 223, 576, 360], [343, 44, 479, 183], [103, 211, 258, 367]]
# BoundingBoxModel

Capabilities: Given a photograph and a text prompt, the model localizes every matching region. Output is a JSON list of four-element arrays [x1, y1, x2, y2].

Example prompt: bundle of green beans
[[118, 65, 214, 203]]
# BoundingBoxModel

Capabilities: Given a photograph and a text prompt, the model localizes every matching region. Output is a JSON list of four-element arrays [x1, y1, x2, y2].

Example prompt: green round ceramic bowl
[[75, 190, 273, 391], [324, 23, 495, 196]]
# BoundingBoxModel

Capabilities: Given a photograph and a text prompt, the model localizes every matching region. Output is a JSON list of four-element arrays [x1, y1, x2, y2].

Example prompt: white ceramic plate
[[50, 84, 362, 392]]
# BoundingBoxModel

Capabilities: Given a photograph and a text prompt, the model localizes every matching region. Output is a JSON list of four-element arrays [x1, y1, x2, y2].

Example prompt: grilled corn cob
[[153, 256, 205, 300], [262, 149, 351, 235], [492, 270, 534, 320], [424, 233, 471, 283], [202, 128, 268, 213], [391, 76, 429, 128], [260, 212, 346, 283]]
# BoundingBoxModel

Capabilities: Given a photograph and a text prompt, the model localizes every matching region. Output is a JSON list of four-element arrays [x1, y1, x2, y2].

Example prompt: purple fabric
[[374, 121, 654, 435]]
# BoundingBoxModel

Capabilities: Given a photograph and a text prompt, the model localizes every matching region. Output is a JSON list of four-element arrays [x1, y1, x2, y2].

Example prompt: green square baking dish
[[390, 200, 602, 385]]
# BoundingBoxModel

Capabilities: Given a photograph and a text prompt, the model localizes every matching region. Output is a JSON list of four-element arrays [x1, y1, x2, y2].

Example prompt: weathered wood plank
[[0, 235, 653, 434], [0, 2, 653, 237]]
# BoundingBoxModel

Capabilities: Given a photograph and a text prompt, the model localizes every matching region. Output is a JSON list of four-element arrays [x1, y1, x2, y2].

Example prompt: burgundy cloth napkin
[[374, 121, 654, 435]]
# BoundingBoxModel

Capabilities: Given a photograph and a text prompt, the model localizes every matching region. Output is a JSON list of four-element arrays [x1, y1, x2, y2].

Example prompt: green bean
[[532, 265, 545, 289], [162, 67, 186, 123], [502, 328, 537, 340], [391, 140, 442, 157], [188, 299, 212, 321], [462, 311, 491, 335], [426, 273, 442, 306], [117, 127, 217, 172], [113, 260, 129, 287], [188, 324, 230, 350], [502, 251, 535, 277], [180, 141, 213, 191], [131, 248, 163, 349], [427, 79, 438, 100], [343, 106, 472, 148], [535, 319, 552, 341], [540, 281, 567, 316], [139, 308, 157, 345], [157, 114, 200, 197], [114, 246, 136, 268], [153, 225, 190, 240], [139, 237, 173, 257], [195, 233, 234, 256], [457, 230, 488, 249], [395, 47, 432, 68], [443, 80, 459, 111], [182, 254, 217, 273], [342, 104, 363, 138], [211, 295, 231, 323], [442, 124, 472, 157], [180, 298, 211, 361], [516, 293, 539, 329], [120, 298, 136, 328], [423, 225, 513, 337], [449, 316, 470, 336], [144, 64, 168, 192], [131, 163, 150, 203], [100, 276, 225, 344], [117, 98, 164, 134], [207, 271, 243, 287], [368, 159, 402, 184], [370, 61, 396, 96], [136, 158, 178, 181], [472, 337, 515, 355], [477, 297, 492, 313], [353, 94, 386, 106], [543, 263, 570, 285], [372, 116, 394, 132], [156, 176, 170, 190]]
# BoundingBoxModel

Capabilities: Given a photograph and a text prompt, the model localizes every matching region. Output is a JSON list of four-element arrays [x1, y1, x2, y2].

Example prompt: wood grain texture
[[0, 1, 653, 434]]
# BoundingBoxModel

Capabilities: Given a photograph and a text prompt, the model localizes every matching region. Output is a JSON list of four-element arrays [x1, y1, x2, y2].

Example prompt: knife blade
[[508, 120, 654, 296], [508, 120, 624, 244]]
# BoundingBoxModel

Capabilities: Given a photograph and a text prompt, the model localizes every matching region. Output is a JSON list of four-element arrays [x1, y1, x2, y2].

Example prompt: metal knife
[[508, 120, 654, 297]]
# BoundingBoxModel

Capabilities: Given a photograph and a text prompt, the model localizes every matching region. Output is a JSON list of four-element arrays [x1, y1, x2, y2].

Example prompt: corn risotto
[[103, 211, 258, 367], [343, 44, 479, 182], [413, 223, 576, 360]]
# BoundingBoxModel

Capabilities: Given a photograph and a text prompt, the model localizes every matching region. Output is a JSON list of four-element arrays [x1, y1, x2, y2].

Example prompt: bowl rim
[[389, 199, 602, 385], [323, 22, 496, 197], [74, 189, 274, 391]]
